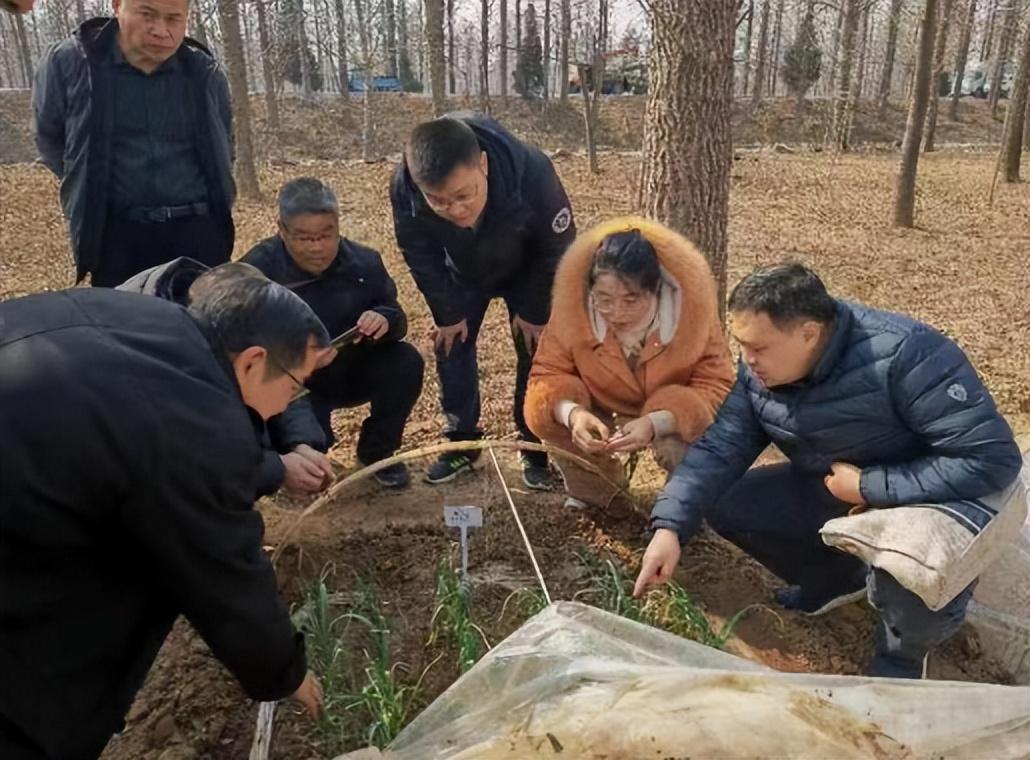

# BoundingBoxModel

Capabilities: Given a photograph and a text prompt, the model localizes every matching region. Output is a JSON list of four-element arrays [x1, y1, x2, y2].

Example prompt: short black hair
[[728, 263, 836, 327], [588, 230, 662, 294], [278, 177, 339, 226], [405, 117, 482, 188], [188, 264, 330, 377]]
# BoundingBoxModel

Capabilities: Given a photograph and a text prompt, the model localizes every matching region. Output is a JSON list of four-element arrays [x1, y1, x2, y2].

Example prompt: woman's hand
[[604, 416, 654, 453], [569, 407, 611, 454]]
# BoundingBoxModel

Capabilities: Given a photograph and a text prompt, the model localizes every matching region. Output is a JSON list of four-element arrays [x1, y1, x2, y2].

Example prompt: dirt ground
[[1, 144, 1028, 759]]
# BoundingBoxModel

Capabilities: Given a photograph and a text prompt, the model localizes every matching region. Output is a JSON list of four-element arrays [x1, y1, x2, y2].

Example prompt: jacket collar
[[804, 300, 851, 385]]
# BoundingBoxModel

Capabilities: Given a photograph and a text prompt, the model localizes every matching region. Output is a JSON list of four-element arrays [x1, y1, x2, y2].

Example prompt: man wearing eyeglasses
[[391, 113, 576, 489], [243, 177, 424, 491], [0, 267, 327, 758]]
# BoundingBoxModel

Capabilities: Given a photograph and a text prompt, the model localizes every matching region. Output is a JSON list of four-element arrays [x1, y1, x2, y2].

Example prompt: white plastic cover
[[333, 602, 1030, 759]]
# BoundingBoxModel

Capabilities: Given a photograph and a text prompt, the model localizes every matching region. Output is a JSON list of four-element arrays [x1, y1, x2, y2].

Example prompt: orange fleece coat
[[525, 217, 734, 444]]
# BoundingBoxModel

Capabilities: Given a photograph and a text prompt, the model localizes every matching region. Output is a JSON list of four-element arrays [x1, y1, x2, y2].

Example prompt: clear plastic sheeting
[[336, 602, 1030, 760], [964, 450, 1030, 684]]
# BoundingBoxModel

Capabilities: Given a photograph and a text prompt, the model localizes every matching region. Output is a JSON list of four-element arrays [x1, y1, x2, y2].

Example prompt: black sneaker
[[425, 452, 478, 484], [373, 462, 411, 489], [774, 576, 867, 616], [521, 455, 554, 491], [867, 652, 927, 679]]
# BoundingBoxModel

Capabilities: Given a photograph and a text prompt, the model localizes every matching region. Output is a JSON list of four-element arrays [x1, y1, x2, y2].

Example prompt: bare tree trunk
[[190, 0, 210, 47], [217, 0, 261, 199], [640, 0, 737, 320], [480, 0, 491, 111], [751, 0, 772, 106], [1024, 89, 1030, 148], [426, 0, 447, 114], [297, 0, 313, 98], [830, 0, 860, 152], [980, 0, 996, 60], [924, 0, 955, 151], [741, 0, 754, 95], [383, 0, 398, 77], [854, 0, 871, 100], [500, 0, 509, 101], [877, 0, 904, 115], [254, 0, 281, 135], [241, 1, 256, 91], [988, 0, 1017, 119], [542, 0, 550, 99], [446, 0, 456, 94], [579, 0, 607, 173], [353, 0, 374, 160], [333, 0, 349, 95], [949, 0, 976, 120], [770, 0, 785, 96], [827, 1, 845, 94], [14, 12, 32, 86], [74, 0, 86, 25], [516, 0, 522, 63], [894, 0, 938, 227], [559, 0, 569, 101], [1001, 15, 1030, 181]]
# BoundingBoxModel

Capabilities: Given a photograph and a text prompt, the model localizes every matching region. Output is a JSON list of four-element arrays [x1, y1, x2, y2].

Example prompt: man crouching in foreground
[[634, 264, 1022, 679], [0, 265, 328, 758]]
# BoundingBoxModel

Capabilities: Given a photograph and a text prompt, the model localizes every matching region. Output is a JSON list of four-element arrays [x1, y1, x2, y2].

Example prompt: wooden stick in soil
[[270, 439, 628, 565], [488, 448, 553, 605]]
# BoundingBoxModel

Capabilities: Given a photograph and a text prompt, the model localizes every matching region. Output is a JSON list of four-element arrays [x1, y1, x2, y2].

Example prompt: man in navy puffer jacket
[[634, 264, 1022, 678]]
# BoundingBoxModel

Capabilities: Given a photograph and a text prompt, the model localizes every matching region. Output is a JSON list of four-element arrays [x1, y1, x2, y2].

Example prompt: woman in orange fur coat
[[525, 217, 735, 508]]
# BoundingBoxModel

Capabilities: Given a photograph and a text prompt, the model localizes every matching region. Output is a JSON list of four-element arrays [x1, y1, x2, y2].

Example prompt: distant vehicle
[[957, 61, 1013, 99], [983, 62, 1014, 99], [348, 74, 402, 93]]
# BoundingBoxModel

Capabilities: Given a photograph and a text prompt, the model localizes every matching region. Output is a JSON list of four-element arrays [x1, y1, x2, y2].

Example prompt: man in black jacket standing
[[391, 114, 575, 488], [32, 0, 235, 286], [245, 177, 424, 489], [0, 268, 327, 759]]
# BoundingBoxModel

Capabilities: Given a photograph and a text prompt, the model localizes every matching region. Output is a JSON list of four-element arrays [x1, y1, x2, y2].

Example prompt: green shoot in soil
[[574, 549, 643, 622], [429, 558, 489, 673], [501, 586, 550, 621], [343, 582, 423, 748], [574, 550, 753, 650], [292, 571, 355, 752]]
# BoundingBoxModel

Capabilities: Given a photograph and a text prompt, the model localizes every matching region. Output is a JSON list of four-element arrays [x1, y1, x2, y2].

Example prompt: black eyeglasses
[[269, 356, 307, 400]]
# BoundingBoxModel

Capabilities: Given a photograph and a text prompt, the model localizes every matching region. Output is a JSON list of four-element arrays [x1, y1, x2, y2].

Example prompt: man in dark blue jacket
[[245, 177, 424, 489], [634, 264, 1022, 678], [32, 0, 235, 286], [0, 268, 326, 759], [391, 114, 575, 488]]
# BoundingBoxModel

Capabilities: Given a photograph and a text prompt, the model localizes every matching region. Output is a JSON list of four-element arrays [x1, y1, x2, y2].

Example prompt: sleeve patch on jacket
[[551, 207, 572, 234], [947, 383, 968, 403]]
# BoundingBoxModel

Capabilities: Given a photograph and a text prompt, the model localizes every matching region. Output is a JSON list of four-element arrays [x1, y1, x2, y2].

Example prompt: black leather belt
[[122, 202, 210, 223]]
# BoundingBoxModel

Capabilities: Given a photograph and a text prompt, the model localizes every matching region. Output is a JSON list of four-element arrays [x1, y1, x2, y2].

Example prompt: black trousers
[[0, 714, 48, 760], [708, 463, 974, 664], [90, 213, 233, 288], [307, 341, 425, 464]]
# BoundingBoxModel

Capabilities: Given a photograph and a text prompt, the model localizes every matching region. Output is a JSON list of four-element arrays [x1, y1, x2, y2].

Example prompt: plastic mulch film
[[336, 601, 1029, 760], [963, 451, 1030, 684]]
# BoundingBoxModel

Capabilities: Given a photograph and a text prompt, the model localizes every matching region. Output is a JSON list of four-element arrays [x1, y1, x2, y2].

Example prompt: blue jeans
[[434, 289, 544, 463], [707, 464, 974, 667]]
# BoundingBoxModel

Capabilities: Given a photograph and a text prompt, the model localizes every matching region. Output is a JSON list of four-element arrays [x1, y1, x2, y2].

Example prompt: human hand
[[825, 461, 864, 505], [354, 311, 390, 342], [511, 314, 545, 355], [633, 528, 682, 597], [432, 319, 468, 356], [290, 672, 323, 719], [281, 447, 332, 494], [569, 407, 611, 454], [604, 416, 655, 454]]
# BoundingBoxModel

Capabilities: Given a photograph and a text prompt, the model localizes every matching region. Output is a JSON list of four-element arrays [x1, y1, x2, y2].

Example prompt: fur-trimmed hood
[[525, 216, 734, 446], [547, 216, 721, 365]]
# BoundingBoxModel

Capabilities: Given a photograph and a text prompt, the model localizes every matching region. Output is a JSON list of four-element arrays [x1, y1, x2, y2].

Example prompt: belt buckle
[[162, 206, 173, 222]]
